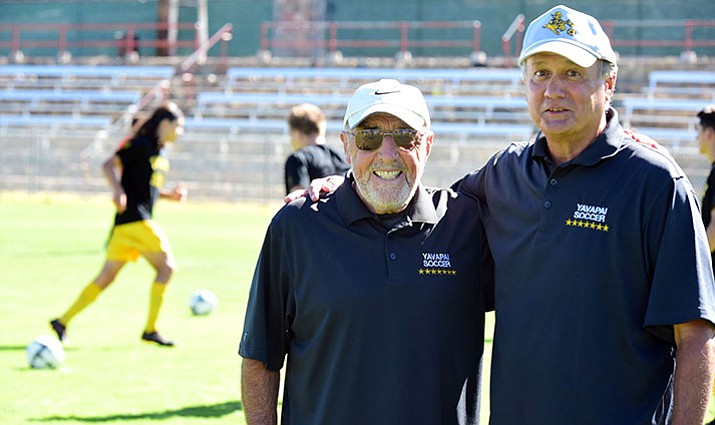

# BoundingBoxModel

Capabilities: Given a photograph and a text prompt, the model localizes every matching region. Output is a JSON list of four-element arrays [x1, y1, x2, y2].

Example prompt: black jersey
[[702, 162, 715, 265], [114, 135, 169, 225], [284, 144, 350, 194]]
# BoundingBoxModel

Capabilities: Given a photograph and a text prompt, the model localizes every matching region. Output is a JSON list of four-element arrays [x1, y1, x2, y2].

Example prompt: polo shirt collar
[[532, 107, 624, 167], [335, 172, 438, 226]]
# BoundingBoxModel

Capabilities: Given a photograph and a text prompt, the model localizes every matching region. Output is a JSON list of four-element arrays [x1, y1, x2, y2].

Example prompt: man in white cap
[[293, 8, 715, 424], [453, 5, 715, 425], [239, 79, 492, 425]]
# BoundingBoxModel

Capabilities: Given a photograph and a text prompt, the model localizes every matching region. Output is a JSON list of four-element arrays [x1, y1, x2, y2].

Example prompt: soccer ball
[[26, 335, 65, 369], [189, 289, 218, 316]]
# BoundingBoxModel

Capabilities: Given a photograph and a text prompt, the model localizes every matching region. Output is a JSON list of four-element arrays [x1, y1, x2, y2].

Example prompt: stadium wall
[[0, 0, 713, 58]]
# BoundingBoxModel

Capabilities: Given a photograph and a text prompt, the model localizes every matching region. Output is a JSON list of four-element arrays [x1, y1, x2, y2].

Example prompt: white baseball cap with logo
[[518, 4, 618, 68], [344, 79, 431, 131]]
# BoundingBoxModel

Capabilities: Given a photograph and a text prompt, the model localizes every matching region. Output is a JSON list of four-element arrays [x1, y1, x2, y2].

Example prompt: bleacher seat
[[0, 64, 175, 91], [0, 114, 110, 129], [0, 90, 141, 115], [184, 116, 534, 142], [646, 70, 715, 100], [616, 97, 701, 146], [619, 97, 706, 131], [224, 67, 524, 97], [194, 91, 530, 126]]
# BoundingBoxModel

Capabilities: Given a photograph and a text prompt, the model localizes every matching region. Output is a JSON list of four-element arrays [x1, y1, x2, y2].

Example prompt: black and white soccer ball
[[189, 289, 218, 316], [26, 335, 65, 369]]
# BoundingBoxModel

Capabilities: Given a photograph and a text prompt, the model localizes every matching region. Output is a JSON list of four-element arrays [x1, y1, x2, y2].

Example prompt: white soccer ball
[[189, 289, 218, 316], [26, 335, 65, 369]]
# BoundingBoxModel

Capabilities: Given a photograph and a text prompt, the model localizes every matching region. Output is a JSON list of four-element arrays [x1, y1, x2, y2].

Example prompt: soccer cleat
[[141, 331, 175, 347], [49, 319, 66, 342]]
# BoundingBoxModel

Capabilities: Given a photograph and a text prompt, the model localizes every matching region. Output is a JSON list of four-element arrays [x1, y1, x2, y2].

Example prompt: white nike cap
[[344, 79, 430, 131], [518, 5, 618, 68]]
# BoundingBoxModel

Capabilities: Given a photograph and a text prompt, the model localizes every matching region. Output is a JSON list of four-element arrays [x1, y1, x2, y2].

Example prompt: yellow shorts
[[106, 220, 172, 262]]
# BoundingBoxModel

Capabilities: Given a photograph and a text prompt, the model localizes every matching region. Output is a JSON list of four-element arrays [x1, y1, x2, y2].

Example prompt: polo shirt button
[[389, 253, 397, 260], [549, 178, 558, 186], [544, 200, 552, 209]]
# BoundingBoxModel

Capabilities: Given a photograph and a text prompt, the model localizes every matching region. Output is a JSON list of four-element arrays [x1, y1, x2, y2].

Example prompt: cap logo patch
[[543, 11, 576, 36]]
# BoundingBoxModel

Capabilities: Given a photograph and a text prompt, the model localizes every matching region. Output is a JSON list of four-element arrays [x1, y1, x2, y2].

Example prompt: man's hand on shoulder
[[283, 175, 345, 204]]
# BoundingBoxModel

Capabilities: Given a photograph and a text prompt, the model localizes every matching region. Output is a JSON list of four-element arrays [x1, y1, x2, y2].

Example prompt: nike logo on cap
[[374, 89, 400, 95]]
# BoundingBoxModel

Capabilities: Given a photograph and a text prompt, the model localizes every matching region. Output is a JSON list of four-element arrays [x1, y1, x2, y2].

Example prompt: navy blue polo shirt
[[455, 108, 715, 425], [240, 178, 492, 425]]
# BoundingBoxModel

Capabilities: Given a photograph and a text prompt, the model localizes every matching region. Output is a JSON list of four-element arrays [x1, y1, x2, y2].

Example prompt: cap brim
[[346, 104, 427, 130], [519, 40, 598, 68]]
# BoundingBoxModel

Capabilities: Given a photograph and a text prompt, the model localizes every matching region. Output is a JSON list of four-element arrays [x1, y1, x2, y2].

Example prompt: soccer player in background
[[698, 106, 715, 266], [697, 105, 715, 425], [284, 103, 349, 194], [50, 101, 186, 347]]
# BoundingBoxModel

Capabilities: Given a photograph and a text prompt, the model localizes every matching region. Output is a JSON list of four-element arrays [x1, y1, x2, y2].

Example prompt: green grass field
[[1, 192, 281, 424], [1, 192, 711, 424]]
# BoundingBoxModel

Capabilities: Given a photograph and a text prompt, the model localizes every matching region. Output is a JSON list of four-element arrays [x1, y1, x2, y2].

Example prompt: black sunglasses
[[347, 128, 423, 151]]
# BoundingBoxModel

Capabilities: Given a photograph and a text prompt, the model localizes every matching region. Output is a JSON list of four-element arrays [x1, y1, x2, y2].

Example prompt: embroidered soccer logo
[[543, 11, 576, 36]]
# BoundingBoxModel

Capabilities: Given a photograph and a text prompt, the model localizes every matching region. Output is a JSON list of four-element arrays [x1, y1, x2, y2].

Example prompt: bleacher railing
[[0, 21, 202, 58], [501, 14, 525, 67], [3, 19, 713, 61], [259, 20, 482, 58]]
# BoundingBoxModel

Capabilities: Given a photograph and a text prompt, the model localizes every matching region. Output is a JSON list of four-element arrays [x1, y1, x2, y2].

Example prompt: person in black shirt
[[284, 103, 349, 194], [699, 106, 715, 266], [241, 80, 491, 425], [50, 102, 186, 347], [698, 105, 715, 425]]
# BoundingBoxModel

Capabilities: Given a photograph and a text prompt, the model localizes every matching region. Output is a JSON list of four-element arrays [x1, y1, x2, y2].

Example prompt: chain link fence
[[1, 126, 708, 202]]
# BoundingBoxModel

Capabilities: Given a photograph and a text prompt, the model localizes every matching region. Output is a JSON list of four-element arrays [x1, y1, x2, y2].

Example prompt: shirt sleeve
[[451, 167, 486, 201], [239, 220, 293, 371], [116, 137, 139, 166], [644, 176, 715, 341], [284, 154, 309, 194]]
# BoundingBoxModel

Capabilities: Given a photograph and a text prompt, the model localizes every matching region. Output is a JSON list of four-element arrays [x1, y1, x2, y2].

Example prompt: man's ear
[[605, 73, 617, 101], [424, 131, 434, 157], [339, 131, 352, 164]]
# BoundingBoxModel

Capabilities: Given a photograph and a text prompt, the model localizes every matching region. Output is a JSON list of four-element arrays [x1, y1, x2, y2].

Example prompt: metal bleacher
[[0, 90, 141, 116], [619, 98, 705, 130], [0, 64, 174, 131], [0, 64, 175, 91], [0, 114, 110, 129], [2, 63, 713, 199], [193, 91, 530, 125], [188, 66, 533, 143], [224, 67, 525, 97], [646, 70, 715, 100], [617, 70, 715, 146]]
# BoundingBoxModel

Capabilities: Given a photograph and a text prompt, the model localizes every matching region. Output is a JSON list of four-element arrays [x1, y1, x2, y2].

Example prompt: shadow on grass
[[31, 401, 242, 422], [0, 345, 27, 351]]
